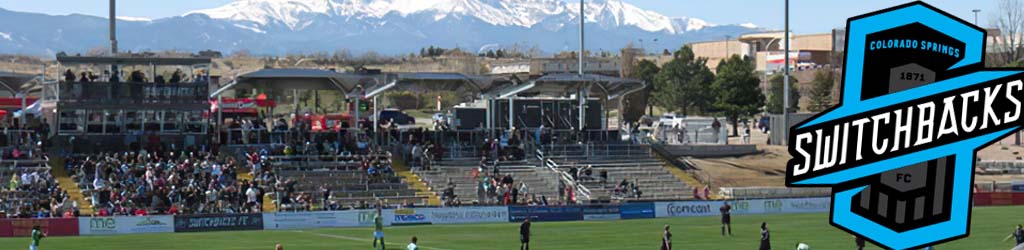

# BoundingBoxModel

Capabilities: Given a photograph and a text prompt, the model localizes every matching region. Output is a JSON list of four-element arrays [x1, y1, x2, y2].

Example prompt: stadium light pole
[[109, 0, 119, 82], [782, 0, 790, 145], [578, 0, 586, 133], [972, 9, 981, 25]]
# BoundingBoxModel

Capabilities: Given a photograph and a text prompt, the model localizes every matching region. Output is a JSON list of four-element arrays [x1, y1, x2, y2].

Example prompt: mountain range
[[0, 0, 762, 56]]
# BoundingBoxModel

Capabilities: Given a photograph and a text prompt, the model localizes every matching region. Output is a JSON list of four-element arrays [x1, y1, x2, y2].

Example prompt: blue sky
[[0, 0, 999, 33]]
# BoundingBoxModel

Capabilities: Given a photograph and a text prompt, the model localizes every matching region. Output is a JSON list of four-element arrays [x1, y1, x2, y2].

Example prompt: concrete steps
[[49, 156, 93, 215], [393, 155, 441, 206]]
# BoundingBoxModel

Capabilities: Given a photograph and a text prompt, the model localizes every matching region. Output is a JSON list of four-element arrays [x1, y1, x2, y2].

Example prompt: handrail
[[535, 149, 591, 203]]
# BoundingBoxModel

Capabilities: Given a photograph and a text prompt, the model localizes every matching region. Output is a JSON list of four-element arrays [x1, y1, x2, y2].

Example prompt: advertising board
[[79, 216, 174, 235]]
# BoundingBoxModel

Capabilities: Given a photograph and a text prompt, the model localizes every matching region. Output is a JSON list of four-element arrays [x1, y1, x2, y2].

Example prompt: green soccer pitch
[[3, 205, 1021, 250]]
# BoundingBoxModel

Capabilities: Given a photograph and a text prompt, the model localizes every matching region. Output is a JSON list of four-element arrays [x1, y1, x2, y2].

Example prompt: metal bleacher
[[414, 153, 562, 205], [540, 144, 694, 202], [267, 154, 427, 209], [0, 158, 59, 216], [414, 142, 694, 205]]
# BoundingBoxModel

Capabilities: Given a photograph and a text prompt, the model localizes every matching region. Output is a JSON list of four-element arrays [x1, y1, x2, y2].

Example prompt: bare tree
[[993, 0, 1024, 66]]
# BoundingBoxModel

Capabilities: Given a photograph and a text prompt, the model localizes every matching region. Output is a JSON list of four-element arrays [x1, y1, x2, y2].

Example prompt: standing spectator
[[410, 143, 423, 169]]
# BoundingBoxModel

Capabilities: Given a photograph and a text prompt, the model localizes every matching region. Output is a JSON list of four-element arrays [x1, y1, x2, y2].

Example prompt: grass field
[[3, 205, 1022, 250]]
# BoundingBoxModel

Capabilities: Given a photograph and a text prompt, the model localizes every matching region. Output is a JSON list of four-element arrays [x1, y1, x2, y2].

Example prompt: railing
[[538, 143, 650, 159], [535, 149, 591, 203], [58, 81, 208, 105]]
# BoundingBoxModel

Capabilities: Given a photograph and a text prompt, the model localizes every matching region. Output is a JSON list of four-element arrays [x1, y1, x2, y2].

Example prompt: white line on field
[[294, 230, 453, 250]]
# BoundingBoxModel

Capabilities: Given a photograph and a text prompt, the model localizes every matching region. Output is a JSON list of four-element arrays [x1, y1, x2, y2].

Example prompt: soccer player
[[854, 236, 866, 250], [720, 201, 732, 236], [520, 218, 531, 250], [29, 225, 45, 250], [759, 222, 771, 250], [1004, 224, 1024, 247], [407, 236, 418, 250], [661, 225, 672, 250], [373, 205, 386, 250], [796, 242, 810, 250]]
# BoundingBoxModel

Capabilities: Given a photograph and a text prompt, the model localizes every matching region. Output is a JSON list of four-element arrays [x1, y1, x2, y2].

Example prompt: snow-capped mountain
[[0, 0, 762, 55], [187, 0, 718, 33]]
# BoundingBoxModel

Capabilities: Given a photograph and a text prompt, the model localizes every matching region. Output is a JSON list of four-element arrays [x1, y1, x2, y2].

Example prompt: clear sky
[[0, 0, 999, 33]]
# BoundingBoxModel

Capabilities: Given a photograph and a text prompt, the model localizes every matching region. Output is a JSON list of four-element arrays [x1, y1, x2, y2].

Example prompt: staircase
[[49, 156, 94, 215], [235, 169, 277, 212], [392, 155, 442, 206]]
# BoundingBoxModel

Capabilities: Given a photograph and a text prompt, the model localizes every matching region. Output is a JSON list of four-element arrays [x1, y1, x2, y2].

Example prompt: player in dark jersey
[[720, 201, 732, 236], [759, 222, 771, 250], [854, 235, 866, 250], [1005, 224, 1024, 247], [661, 225, 672, 250], [520, 218, 531, 250]]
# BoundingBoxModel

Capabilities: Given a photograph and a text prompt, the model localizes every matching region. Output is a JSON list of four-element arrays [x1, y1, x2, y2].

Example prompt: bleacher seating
[[544, 144, 694, 201], [0, 158, 68, 217], [415, 158, 561, 205], [265, 154, 425, 209]]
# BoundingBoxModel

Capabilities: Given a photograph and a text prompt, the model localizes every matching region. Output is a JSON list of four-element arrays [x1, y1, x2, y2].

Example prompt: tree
[[662, 49, 671, 56], [713, 55, 765, 136], [766, 74, 800, 114], [807, 70, 835, 112], [634, 60, 660, 114], [994, 0, 1024, 66], [653, 46, 715, 116]]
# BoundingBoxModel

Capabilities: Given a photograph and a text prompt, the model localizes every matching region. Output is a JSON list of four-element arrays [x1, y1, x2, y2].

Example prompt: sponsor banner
[[1012, 181, 1024, 192], [423, 207, 508, 224], [508, 206, 583, 222], [79, 216, 174, 235], [582, 205, 620, 221], [420, 207, 508, 225], [0, 218, 78, 237], [174, 213, 263, 232], [656, 197, 832, 218], [619, 203, 656, 219], [264, 210, 380, 230], [389, 208, 430, 226], [656, 201, 718, 217]]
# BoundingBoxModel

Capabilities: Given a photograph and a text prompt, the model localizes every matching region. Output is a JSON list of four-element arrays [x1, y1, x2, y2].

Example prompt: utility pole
[[972, 9, 981, 25], [725, 35, 732, 59], [782, 0, 790, 145]]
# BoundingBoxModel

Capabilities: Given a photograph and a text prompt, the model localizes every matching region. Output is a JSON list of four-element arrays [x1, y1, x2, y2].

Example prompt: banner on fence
[[656, 197, 831, 218], [424, 206, 508, 224], [582, 205, 620, 221], [79, 216, 174, 235], [263, 211, 376, 230], [619, 203, 656, 219], [389, 208, 430, 226], [174, 214, 263, 232], [508, 206, 583, 222], [0, 218, 78, 237]]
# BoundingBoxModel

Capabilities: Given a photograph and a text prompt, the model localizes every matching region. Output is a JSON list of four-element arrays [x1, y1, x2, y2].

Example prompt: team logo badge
[[786, 2, 1024, 249]]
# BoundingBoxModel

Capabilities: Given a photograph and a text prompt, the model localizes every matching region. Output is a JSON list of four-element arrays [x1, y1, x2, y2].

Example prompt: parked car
[[377, 109, 415, 125]]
